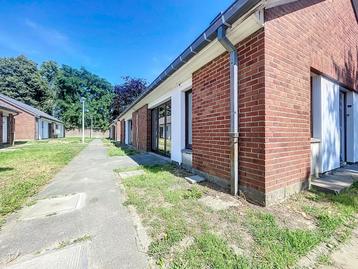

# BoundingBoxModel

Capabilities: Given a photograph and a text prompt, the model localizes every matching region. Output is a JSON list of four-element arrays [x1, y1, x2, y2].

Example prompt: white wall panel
[[312, 76, 341, 173]]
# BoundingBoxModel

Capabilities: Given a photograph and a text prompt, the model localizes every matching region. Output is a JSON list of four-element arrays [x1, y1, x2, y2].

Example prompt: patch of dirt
[[268, 198, 316, 230]]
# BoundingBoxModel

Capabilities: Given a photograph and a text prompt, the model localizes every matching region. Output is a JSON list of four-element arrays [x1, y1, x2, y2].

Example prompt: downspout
[[217, 25, 239, 196]]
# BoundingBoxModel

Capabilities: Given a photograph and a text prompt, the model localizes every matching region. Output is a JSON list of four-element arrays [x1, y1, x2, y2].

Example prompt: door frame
[[151, 100, 171, 157], [2, 116, 8, 143], [339, 90, 347, 163]]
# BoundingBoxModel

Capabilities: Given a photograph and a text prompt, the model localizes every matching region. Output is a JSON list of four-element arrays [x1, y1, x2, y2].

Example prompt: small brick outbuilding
[[0, 93, 65, 141]]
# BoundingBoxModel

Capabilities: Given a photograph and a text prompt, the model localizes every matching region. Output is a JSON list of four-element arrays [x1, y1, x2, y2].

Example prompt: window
[[185, 90, 192, 149], [151, 100, 171, 157]]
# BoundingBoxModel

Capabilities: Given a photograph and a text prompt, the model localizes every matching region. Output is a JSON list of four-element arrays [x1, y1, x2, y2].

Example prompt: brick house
[[116, 0, 358, 205], [0, 103, 20, 146], [109, 120, 121, 142], [0, 93, 65, 141]]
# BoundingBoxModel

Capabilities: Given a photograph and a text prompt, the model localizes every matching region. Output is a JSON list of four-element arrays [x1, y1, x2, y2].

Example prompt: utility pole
[[80, 97, 86, 143], [90, 115, 93, 139]]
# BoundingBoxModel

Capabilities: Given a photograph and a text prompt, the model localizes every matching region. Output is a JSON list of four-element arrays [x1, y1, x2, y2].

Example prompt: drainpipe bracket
[[229, 132, 240, 139]]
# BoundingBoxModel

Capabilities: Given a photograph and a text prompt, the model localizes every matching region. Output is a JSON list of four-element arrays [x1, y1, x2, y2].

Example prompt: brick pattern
[[264, 0, 358, 193], [120, 120, 125, 144], [116, 120, 121, 142], [132, 105, 151, 151], [9, 114, 15, 145], [0, 100, 36, 140], [192, 29, 265, 187]]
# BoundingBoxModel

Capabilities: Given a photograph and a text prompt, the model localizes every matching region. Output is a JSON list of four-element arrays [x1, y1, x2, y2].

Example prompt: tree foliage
[[0, 55, 52, 113], [112, 76, 147, 119], [56, 65, 114, 130], [0, 55, 114, 131]]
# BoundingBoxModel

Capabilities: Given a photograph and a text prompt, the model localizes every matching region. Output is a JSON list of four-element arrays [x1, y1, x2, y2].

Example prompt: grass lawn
[[102, 138, 138, 156], [0, 137, 90, 225], [119, 164, 358, 269]]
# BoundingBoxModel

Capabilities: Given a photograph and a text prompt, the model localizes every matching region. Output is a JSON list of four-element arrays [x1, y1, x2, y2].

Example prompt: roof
[[117, 0, 262, 120], [0, 93, 63, 123], [0, 103, 20, 115]]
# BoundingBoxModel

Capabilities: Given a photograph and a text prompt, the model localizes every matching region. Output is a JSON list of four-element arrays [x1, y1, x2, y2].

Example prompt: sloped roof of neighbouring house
[[0, 102, 21, 115], [0, 93, 62, 123]]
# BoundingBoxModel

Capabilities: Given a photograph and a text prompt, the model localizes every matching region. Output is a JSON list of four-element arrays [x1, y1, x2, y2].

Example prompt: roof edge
[[117, 0, 262, 120]]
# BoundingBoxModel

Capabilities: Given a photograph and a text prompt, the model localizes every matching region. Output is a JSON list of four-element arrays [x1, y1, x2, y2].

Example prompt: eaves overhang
[[117, 0, 262, 120]]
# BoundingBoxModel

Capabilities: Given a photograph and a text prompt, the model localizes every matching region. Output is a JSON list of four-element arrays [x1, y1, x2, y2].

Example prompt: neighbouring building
[[0, 93, 65, 141], [109, 119, 121, 142], [0, 103, 20, 146], [116, 0, 358, 205]]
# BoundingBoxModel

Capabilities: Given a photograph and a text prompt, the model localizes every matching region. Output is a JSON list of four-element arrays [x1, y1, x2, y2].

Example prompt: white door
[[2, 116, 8, 143], [339, 92, 346, 163]]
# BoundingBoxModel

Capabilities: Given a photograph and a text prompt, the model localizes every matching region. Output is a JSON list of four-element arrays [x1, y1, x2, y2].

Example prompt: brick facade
[[192, 29, 265, 190], [117, 0, 357, 205], [192, 0, 357, 205], [115, 120, 121, 142], [0, 100, 36, 140], [132, 105, 151, 151], [262, 0, 358, 201], [120, 120, 125, 144]]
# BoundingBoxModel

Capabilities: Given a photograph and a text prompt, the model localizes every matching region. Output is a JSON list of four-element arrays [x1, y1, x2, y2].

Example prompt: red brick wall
[[115, 120, 121, 142], [264, 0, 358, 194], [192, 50, 231, 181], [132, 105, 151, 151], [120, 120, 125, 144], [0, 100, 36, 140], [192, 29, 265, 188]]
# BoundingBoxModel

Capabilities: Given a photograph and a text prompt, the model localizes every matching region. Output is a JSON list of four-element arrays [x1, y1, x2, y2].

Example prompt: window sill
[[311, 138, 321, 144], [182, 149, 192, 154]]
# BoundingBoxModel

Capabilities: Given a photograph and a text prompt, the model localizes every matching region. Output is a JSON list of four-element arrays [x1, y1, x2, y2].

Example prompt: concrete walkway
[[319, 228, 358, 269], [0, 139, 149, 269], [311, 164, 358, 194]]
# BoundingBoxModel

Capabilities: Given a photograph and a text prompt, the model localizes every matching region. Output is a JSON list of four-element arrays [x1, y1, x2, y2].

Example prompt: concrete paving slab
[[319, 228, 358, 269], [185, 175, 206, 184], [0, 139, 148, 269], [311, 164, 358, 194], [118, 170, 145, 179], [20, 193, 86, 220], [5, 244, 88, 269]]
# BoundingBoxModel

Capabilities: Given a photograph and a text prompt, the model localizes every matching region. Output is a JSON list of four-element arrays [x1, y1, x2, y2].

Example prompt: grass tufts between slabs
[[0, 137, 90, 226], [119, 164, 358, 268]]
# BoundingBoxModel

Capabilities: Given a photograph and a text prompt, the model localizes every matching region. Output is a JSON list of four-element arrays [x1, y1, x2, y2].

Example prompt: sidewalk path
[[0, 139, 148, 269]]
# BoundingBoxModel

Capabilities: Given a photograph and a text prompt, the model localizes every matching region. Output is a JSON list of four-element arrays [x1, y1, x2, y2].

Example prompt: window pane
[[158, 105, 166, 153], [166, 102, 171, 156], [151, 109, 158, 151]]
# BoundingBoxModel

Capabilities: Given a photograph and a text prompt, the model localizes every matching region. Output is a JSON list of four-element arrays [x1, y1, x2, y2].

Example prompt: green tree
[[40, 60, 60, 116], [0, 55, 51, 112], [56, 65, 114, 130]]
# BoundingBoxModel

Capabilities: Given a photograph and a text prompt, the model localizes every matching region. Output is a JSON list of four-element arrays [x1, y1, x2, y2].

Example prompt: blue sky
[[0, 0, 233, 85]]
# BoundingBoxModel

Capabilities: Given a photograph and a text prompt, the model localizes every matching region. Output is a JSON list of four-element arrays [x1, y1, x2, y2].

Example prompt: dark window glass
[[151, 100, 171, 157]]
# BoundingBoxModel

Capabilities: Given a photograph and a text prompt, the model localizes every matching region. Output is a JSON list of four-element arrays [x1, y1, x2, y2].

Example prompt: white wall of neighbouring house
[[56, 123, 64, 138], [312, 75, 341, 173], [148, 79, 191, 164], [125, 120, 130, 145], [38, 119, 49, 140], [347, 91, 358, 163]]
